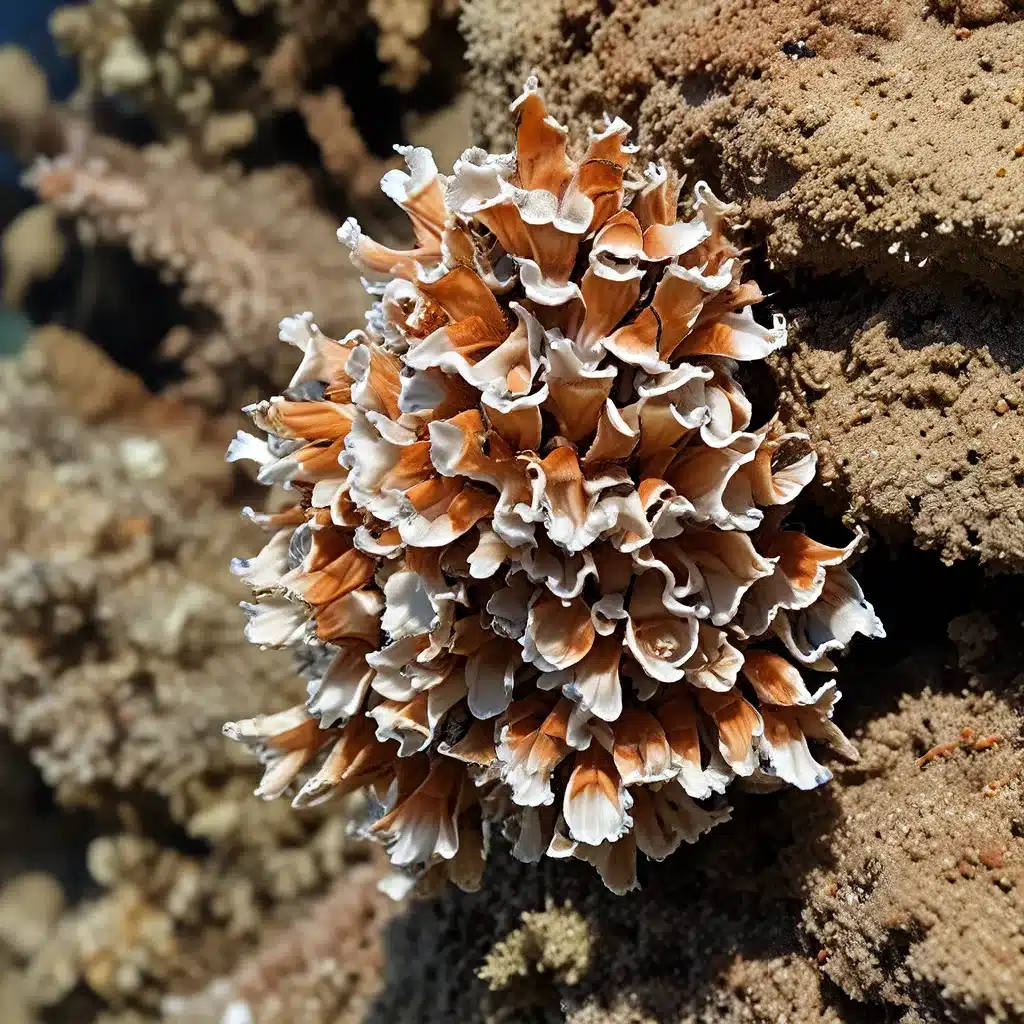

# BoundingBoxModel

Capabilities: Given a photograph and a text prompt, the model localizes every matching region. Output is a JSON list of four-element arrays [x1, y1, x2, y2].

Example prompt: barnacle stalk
[[224, 78, 884, 895]]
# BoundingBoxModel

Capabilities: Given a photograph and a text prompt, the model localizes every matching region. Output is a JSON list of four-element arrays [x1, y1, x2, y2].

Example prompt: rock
[[464, 0, 1024, 294], [462, 0, 1024, 567], [0, 874, 65, 961]]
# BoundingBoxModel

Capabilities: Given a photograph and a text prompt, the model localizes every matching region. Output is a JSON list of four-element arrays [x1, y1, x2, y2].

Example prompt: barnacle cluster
[[225, 79, 883, 894]]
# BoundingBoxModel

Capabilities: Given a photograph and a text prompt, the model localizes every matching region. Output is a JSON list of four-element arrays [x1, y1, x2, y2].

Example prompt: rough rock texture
[[926, 1, 1024, 28], [436, 6, 1024, 1019], [462, 0, 1024, 569], [773, 289, 1024, 568], [368, 605, 1023, 1024], [463, 0, 1024, 291], [799, 620, 1023, 1020]]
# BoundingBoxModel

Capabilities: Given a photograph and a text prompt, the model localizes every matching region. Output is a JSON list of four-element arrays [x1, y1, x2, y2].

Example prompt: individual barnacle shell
[[225, 77, 884, 895]]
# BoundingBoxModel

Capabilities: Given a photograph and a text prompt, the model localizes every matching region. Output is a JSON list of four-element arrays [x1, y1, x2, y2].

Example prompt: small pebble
[[0, 874, 65, 959], [979, 845, 1005, 870]]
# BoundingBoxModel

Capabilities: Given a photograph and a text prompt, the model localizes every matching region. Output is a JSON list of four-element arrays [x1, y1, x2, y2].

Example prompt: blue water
[[1, 1, 79, 352], [0, 306, 31, 354], [1, 0, 79, 185]]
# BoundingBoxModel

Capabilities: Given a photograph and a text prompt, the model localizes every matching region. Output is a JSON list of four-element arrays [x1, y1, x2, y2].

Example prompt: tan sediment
[[463, 0, 1024, 569], [773, 290, 1024, 569], [463, 0, 1024, 290]]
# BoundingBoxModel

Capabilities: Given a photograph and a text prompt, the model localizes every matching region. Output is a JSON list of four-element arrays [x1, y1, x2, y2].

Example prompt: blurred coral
[[371, 0, 461, 91], [162, 858, 394, 1024], [50, 0, 462, 162], [298, 87, 398, 203], [0, 874, 66, 964], [1, 204, 66, 309], [0, 332, 374, 1020], [50, 0, 349, 161], [0, 328, 297, 804], [0, 45, 62, 161], [27, 134, 368, 408], [0, 5, 474, 1024], [7, 28, 471, 413], [22, 828, 355, 1014], [298, 86, 473, 206]]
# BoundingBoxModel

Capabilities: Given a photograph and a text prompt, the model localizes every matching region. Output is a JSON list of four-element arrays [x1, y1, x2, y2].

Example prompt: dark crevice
[[39, 983, 108, 1024], [241, 106, 325, 173], [0, 733, 99, 903], [22, 237, 190, 393], [84, 784, 214, 868], [87, 95, 162, 148], [817, 974, 895, 1024]]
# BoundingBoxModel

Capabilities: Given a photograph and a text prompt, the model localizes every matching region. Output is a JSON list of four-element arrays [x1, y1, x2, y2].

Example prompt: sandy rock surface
[[462, 0, 1024, 568], [368, 605, 1023, 1024]]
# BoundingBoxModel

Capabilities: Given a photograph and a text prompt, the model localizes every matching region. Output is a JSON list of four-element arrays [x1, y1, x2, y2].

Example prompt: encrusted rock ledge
[[462, 0, 1024, 569]]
